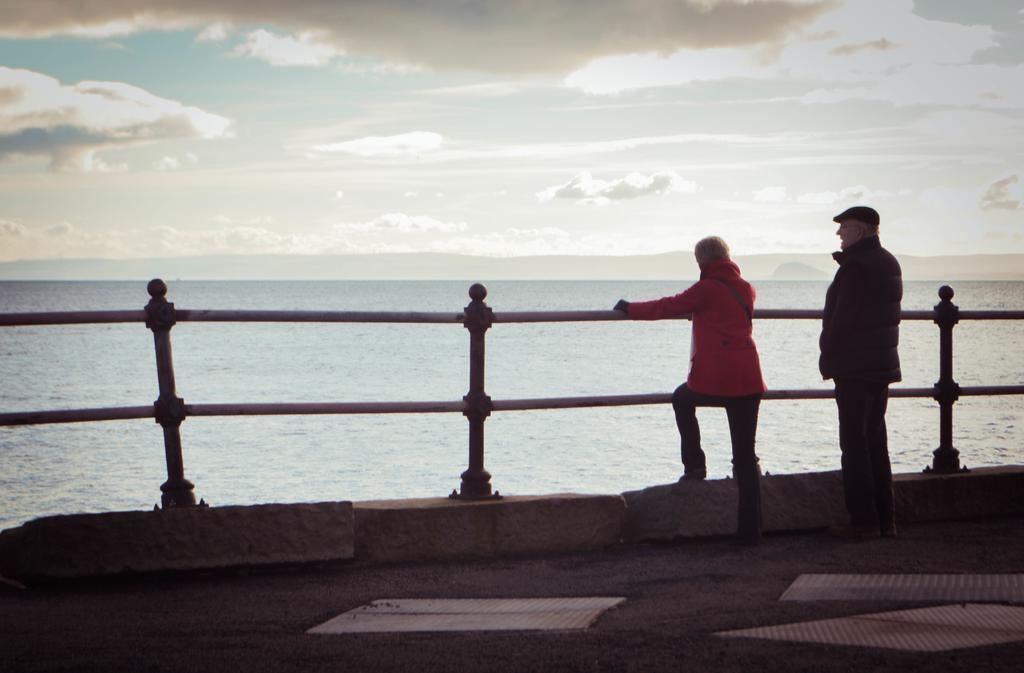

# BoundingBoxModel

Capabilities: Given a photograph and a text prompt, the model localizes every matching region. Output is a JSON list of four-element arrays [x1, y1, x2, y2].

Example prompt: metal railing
[[1, 279, 1023, 506]]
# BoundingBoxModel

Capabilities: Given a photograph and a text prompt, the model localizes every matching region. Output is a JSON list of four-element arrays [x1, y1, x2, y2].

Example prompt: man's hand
[[613, 299, 630, 313]]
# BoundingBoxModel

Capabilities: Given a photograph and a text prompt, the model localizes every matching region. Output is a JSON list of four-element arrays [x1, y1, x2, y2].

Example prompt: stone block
[[621, 472, 848, 543], [621, 479, 736, 542], [622, 467, 1024, 543], [354, 494, 625, 564], [0, 501, 353, 582], [894, 466, 1024, 522], [762, 471, 847, 531]]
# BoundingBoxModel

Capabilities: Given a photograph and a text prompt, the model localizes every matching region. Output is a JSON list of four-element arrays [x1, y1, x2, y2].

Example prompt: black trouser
[[672, 383, 763, 542], [834, 378, 893, 528]]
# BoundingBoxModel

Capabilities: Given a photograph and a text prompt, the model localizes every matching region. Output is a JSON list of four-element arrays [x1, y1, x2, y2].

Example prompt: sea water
[[1, 279, 1021, 530]]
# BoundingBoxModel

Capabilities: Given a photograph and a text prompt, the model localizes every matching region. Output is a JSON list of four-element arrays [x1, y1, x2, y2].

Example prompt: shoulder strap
[[711, 278, 752, 324]]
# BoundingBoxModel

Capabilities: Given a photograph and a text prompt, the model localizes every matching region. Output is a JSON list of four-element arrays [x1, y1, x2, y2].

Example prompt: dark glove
[[613, 299, 630, 313]]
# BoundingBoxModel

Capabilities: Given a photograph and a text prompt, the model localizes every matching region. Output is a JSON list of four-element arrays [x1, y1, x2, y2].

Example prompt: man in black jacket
[[819, 206, 902, 539]]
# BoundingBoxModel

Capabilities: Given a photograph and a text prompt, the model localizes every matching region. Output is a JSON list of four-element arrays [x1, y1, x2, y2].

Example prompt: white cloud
[[338, 60, 422, 76], [300, 129, 778, 165], [979, 175, 1024, 211], [0, 1, 833, 75], [537, 171, 698, 206], [196, 22, 231, 42], [138, 216, 470, 257], [418, 81, 524, 97], [0, 66, 232, 171], [0, 218, 28, 237], [83, 154, 128, 173], [753, 186, 786, 203], [565, 46, 774, 95], [796, 185, 897, 206], [46, 221, 75, 236], [231, 29, 342, 67], [910, 110, 1024, 149], [564, 0, 1010, 110], [154, 156, 180, 171], [152, 153, 200, 171], [0, 218, 134, 260], [427, 227, 577, 256], [313, 131, 443, 157], [334, 190, 345, 200], [334, 213, 467, 234], [72, 217, 580, 258], [802, 62, 1024, 108], [449, 132, 774, 161], [797, 191, 841, 205]]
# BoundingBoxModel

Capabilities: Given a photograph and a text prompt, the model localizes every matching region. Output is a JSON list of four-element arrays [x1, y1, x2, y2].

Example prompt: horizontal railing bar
[[0, 310, 145, 326], [186, 401, 466, 416], [175, 309, 463, 324], [495, 309, 1015, 321], [959, 385, 1024, 396], [0, 406, 155, 425], [6, 386, 1021, 426], [755, 309, 827, 320], [959, 310, 1024, 320], [3, 308, 1023, 327], [494, 310, 630, 323], [491, 387, 941, 410], [492, 393, 670, 410], [493, 310, 822, 323]]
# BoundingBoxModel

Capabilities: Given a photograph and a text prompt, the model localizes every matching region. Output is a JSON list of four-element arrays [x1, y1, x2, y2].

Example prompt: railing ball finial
[[938, 285, 954, 302], [148, 278, 168, 299], [468, 283, 487, 302]]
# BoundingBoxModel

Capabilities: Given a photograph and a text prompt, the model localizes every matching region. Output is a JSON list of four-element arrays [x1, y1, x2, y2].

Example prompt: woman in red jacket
[[614, 236, 767, 544]]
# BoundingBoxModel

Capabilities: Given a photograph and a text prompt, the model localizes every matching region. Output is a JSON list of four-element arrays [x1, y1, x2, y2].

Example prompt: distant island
[[0, 252, 1022, 281]]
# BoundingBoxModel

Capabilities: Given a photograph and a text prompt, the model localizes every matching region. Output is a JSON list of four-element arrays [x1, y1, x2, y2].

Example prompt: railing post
[[928, 284, 963, 473], [451, 283, 499, 499], [145, 278, 198, 508]]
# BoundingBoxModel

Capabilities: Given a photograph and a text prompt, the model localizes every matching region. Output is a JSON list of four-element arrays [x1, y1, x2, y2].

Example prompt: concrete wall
[[1, 467, 1022, 583], [0, 502, 353, 582], [621, 466, 1024, 542], [354, 494, 626, 564]]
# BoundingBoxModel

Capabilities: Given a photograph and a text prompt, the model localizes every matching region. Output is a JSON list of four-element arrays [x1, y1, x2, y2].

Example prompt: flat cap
[[833, 205, 879, 228]]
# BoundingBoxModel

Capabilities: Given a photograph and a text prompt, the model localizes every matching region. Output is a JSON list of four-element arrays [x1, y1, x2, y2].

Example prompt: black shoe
[[678, 469, 707, 482]]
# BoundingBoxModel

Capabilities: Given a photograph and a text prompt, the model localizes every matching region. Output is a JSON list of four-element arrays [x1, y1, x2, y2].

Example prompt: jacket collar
[[833, 235, 881, 264], [699, 258, 742, 280]]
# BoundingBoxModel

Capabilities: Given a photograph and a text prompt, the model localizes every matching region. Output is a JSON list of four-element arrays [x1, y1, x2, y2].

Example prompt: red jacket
[[626, 259, 767, 397]]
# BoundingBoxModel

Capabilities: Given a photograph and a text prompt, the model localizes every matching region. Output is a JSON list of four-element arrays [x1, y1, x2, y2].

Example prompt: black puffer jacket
[[819, 236, 902, 383]]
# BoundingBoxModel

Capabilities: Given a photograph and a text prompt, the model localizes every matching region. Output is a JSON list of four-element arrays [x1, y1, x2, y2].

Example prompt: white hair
[[694, 236, 730, 266]]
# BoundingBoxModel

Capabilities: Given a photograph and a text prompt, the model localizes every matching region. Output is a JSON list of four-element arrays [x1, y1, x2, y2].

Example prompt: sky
[[0, 0, 1023, 264]]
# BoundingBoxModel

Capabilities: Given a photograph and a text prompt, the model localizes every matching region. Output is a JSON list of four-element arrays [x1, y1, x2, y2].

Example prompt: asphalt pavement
[[2, 515, 1023, 673]]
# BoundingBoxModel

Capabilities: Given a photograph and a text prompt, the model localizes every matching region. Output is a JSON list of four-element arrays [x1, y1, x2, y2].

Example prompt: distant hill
[[772, 262, 829, 280], [0, 252, 1021, 281]]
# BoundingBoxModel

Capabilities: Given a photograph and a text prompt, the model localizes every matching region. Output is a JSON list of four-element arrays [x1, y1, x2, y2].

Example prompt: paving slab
[[308, 597, 626, 633], [780, 573, 1024, 602], [718, 604, 1024, 652]]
